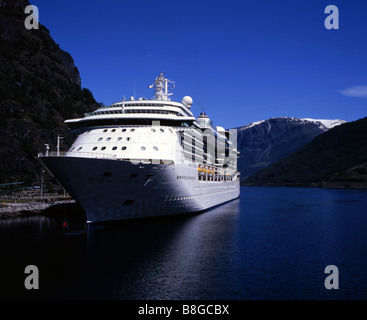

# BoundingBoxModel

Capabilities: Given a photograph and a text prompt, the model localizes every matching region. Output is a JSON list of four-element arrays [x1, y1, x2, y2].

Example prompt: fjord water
[[1, 186, 367, 300]]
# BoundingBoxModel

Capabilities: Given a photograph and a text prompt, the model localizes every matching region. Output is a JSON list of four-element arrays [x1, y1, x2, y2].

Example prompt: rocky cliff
[[0, 0, 99, 183]]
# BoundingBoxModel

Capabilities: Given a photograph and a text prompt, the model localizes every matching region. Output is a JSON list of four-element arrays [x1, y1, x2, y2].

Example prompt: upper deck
[[65, 73, 198, 129], [40, 74, 239, 174]]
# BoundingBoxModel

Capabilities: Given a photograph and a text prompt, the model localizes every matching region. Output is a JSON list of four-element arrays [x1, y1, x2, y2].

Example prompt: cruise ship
[[38, 73, 240, 222]]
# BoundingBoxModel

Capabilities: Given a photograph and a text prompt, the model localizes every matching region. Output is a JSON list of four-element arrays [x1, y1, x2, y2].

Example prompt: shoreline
[[1, 181, 366, 219], [0, 200, 75, 219]]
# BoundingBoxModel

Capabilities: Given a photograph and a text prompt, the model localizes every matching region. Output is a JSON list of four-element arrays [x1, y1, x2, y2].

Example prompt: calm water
[[1, 186, 367, 300]]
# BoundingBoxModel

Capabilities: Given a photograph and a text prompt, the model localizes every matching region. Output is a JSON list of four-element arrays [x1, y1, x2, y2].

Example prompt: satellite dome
[[182, 96, 193, 108]]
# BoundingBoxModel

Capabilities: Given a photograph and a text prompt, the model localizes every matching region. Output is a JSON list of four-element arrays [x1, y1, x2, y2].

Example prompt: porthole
[[126, 137, 131, 141], [153, 146, 158, 151], [98, 137, 103, 141], [77, 147, 83, 151], [160, 129, 164, 133], [112, 146, 117, 150], [121, 146, 127, 150], [101, 146, 106, 151], [117, 137, 122, 141], [112, 129, 116, 132], [103, 129, 108, 132], [122, 128, 126, 132], [106, 137, 111, 141], [130, 128, 135, 132], [151, 128, 156, 132], [70, 147, 75, 152], [92, 147, 97, 151], [141, 146, 146, 151]]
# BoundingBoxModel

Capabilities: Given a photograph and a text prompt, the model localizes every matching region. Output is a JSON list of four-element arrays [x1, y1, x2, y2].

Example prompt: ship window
[[112, 146, 117, 150], [103, 129, 108, 132], [98, 137, 103, 141], [101, 146, 106, 150], [106, 137, 111, 141], [141, 146, 146, 151], [126, 137, 131, 141], [203, 136, 208, 154], [130, 128, 135, 132], [122, 129, 126, 132], [77, 147, 83, 151], [160, 129, 164, 133], [92, 147, 97, 151], [153, 146, 158, 151], [192, 137, 195, 162], [169, 128, 173, 133], [70, 147, 75, 152], [117, 137, 122, 141], [121, 146, 127, 150], [151, 128, 156, 132], [112, 129, 116, 132]]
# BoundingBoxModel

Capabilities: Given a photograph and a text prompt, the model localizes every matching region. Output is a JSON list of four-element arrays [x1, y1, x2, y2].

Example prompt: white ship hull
[[39, 74, 241, 222], [40, 156, 240, 222]]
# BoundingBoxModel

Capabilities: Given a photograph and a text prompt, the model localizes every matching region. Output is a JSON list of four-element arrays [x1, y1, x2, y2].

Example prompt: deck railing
[[38, 151, 118, 160], [37, 152, 174, 165]]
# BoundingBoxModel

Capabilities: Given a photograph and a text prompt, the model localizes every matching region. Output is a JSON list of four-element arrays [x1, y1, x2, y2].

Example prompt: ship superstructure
[[38, 73, 240, 222]]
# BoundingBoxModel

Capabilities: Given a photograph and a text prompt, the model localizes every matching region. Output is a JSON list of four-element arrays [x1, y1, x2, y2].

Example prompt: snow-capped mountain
[[301, 118, 347, 130], [240, 117, 347, 132], [244, 116, 367, 186], [236, 117, 347, 179]]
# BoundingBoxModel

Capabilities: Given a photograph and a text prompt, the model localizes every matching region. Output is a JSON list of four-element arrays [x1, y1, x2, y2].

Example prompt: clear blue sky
[[30, 0, 367, 129]]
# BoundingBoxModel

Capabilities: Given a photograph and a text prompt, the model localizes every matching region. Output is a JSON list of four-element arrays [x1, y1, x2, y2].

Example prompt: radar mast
[[149, 73, 175, 101]]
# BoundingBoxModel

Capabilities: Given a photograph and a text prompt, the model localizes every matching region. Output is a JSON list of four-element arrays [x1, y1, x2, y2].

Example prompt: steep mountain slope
[[236, 117, 345, 180], [0, 0, 99, 183], [244, 117, 367, 187]]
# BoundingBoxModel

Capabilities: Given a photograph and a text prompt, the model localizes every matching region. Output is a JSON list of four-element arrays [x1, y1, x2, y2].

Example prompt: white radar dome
[[182, 96, 193, 108]]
